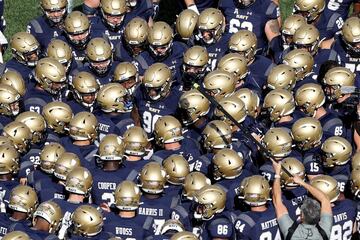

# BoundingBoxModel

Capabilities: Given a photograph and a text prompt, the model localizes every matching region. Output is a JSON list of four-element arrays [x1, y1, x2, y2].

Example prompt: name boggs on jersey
[[115, 227, 134, 237]]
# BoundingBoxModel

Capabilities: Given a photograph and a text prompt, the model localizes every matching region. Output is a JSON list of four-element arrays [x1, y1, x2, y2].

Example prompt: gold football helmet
[[54, 152, 81, 180], [124, 17, 149, 56], [193, 184, 226, 220], [293, 24, 320, 56], [267, 64, 296, 90], [182, 46, 209, 80], [2, 121, 32, 154], [197, 8, 225, 44], [178, 89, 210, 125], [114, 180, 142, 210], [263, 89, 295, 122], [70, 71, 100, 108], [281, 14, 307, 45], [40, 0, 67, 23], [10, 32, 40, 67], [212, 149, 244, 180], [148, 21, 173, 58], [0, 144, 19, 175], [47, 39, 73, 72], [214, 96, 247, 130], [293, 0, 325, 22], [352, 152, 360, 169], [310, 175, 339, 202], [0, 136, 12, 146], [161, 219, 185, 235], [0, 70, 26, 96], [170, 231, 199, 240], [123, 126, 149, 156], [86, 38, 113, 75], [40, 142, 65, 174], [143, 63, 172, 101], [163, 154, 190, 185], [202, 120, 232, 151], [183, 172, 211, 200], [15, 111, 47, 144], [0, 84, 21, 117], [72, 205, 103, 237], [97, 83, 132, 113], [3, 231, 30, 240], [283, 49, 314, 81], [280, 157, 305, 187], [202, 70, 235, 101], [233, 88, 260, 118], [228, 30, 257, 64], [321, 136, 352, 167], [65, 167, 93, 195], [217, 53, 249, 82], [69, 112, 98, 142], [238, 175, 271, 206], [9, 185, 38, 216], [33, 200, 63, 233], [323, 67, 355, 101], [34, 57, 67, 95], [291, 117, 322, 150], [113, 62, 139, 95], [342, 17, 360, 57], [42, 101, 73, 134], [295, 83, 325, 117], [351, 167, 360, 198], [176, 9, 198, 41], [100, 0, 127, 29], [97, 134, 124, 161], [154, 115, 184, 147], [262, 128, 293, 158], [64, 11, 91, 48], [138, 162, 168, 194]]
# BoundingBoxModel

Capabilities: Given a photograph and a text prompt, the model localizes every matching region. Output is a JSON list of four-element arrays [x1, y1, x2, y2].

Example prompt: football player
[[24, 57, 67, 113], [5, 32, 40, 85], [266, 64, 297, 92], [131, 63, 181, 136], [0, 84, 22, 128], [46, 39, 78, 74], [0, 70, 26, 98], [26, 0, 67, 50], [2, 121, 32, 156], [162, 154, 190, 196], [218, 0, 280, 55], [175, 9, 199, 43], [65, 71, 100, 114], [235, 175, 281, 239]]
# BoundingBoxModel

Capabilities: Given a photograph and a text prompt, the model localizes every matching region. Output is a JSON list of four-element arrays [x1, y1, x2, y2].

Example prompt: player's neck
[[0, 173, 12, 181], [119, 210, 136, 218], [35, 84, 45, 91], [143, 193, 162, 199], [314, 106, 326, 119], [251, 205, 267, 212], [103, 161, 120, 171], [73, 140, 91, 146], [12, 211, 28, 221], [126, 155, 142, 161], [67, 193, 85, 203], [33, 217, 50, 232], [164, 142, 181, 150], [278, 115, 293, 123]]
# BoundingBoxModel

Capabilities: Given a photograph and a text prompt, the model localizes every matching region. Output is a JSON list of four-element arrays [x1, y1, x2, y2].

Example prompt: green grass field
[[3, 0, 295, 61]]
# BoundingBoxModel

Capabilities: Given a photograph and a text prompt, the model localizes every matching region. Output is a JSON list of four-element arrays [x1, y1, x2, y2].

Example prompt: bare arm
[[265, 19, 280, 42], [320, 38, 335, 49], [272, 161, 289, 219], [83, 0, 100, 8], [295, 176, 332, 215], [184, 0, 196, 7]]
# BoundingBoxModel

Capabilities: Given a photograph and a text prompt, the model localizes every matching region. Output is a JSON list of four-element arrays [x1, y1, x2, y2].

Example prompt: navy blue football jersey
[[312, 49, 341, 79], [0, 180, 19, 211], [249, 55, 275, 83], [70, 62, 118, 85], [34, 178, 66, 202], [234, 205, 281, 240], [27, 169, 52, 188], [24, 87, 64, 114], [18, 147, 42, 179], [9, 222, 59, 240], [69, 231, 115, 240], [218, 0, 279, 54], [0, 115, 13, 131], [282, 186, 307, 221], [137, 194, 179, 235], [0, 214, 30, 238], [315, 11, 343, 40], [330, 199, 357, 240], [302, 145, 325, 176], [114, 39, 139, 62], [127, 0, 153, 22], [26, 16, 63, 51], [103, 212, 148, 239], [198, 211, 237, 239], [325, 0, 354, 20], [203, 33, 231, 71], [5, 59, 34, 85], [268, 35, 287, 64], [150, 138, 201, 164], [94, 110, 135, 137], [133, 85, 181, 136], [318, 108, 346, 138]]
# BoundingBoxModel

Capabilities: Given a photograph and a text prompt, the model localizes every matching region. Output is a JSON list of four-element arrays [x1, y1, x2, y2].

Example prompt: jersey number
[[327, 0, 343, 11], [330, 220, 353, 240], [229, 19, 253, 33], [142, 111, 161, 134], [259, 229, 281, 240], [101, 192, 115, 205]]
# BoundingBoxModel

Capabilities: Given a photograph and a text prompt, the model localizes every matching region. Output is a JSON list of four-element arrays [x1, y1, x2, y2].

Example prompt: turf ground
[[3, 0, 295, 61]]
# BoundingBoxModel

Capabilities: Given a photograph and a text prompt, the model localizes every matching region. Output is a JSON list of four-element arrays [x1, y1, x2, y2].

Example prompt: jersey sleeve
[[264, 1, 280, 20], [234, 213, 256, 240]]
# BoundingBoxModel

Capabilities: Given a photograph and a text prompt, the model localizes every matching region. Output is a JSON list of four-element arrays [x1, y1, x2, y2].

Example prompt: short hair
[[300, 198, 321, 225]]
